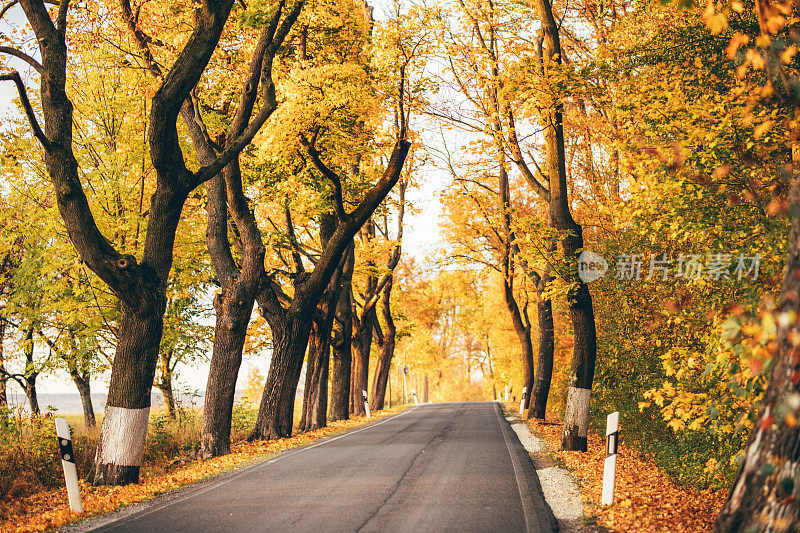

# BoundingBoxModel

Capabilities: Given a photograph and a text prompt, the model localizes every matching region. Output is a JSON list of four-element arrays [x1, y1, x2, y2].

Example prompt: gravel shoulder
[[505, 415, 587, 532]]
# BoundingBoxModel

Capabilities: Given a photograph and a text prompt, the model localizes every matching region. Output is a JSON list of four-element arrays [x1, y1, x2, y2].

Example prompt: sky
[[0, 1, 454, 404]]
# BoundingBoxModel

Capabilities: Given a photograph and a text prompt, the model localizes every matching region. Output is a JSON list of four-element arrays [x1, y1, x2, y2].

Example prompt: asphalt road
[[76, 402, 558, 533]]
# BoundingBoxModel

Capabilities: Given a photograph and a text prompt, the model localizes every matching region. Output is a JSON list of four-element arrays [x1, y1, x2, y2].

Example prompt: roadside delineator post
[[602, 411, 620, 506], [362, 390, 371, 418], [55, 418, 83, 513], [518, 386, 527, 415]]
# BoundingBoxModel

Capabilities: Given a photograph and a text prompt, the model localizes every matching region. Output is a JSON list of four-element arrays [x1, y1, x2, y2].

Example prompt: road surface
[[75, 402, 558, 532]]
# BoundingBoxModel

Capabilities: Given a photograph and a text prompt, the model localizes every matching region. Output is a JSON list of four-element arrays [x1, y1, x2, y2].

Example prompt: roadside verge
[[1, 406, 409, 533], [503, 412, 587, 532], [521, 412, 726, 532]]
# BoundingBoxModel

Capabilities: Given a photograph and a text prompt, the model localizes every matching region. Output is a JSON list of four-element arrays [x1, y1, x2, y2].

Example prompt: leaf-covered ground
[[0, 407, 404, 533], [527, 416, 726, 532]]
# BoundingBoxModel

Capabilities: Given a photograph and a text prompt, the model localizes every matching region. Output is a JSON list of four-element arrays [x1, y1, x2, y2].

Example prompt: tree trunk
[[300, 321, 326, 431], [21, 326, 39, 415], [25, 381, 40, 415], [156, 379, 176, 421], [370, 337, 393, 411], [370, 277, 396, 412], [302, 300, 338, 431], [490, 61, 536, 415], [330, 244, 354, 421], [156, 346, 177, 420], [0, 317, 6, 408], [249, 314, 313, 440], [300, 216, 342, 431], [301, 320, 332, 431], [504, 283, 535, 411], [486, 339, 497, 401], [497, 161, 535, 412], [94, 303, 163, 485], [200, 282, 254, 458], [70, 369, 96, 428], [351, 307, 375, 416], [298, 337, 316, 432], [529, 0, 598, 451], [560, 264, 597, 451], [714, 174, 800, 532], [311, 346, 330, 429], [530, 272, 554, 420]]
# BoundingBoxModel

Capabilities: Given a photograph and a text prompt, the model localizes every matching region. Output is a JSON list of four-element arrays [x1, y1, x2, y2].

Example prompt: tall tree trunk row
[[330, 243, 355, 422], [370, 276, 396, 412]]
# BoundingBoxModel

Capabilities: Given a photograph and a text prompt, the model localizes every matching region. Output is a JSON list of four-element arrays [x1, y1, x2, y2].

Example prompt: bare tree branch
[[189, 0, 303, 189], [300, 134, 348, 221], [55, 0, 68, 33], [0, 1, 19, 21], [0, 46, 43, 73], [0, 70, 49, 149]]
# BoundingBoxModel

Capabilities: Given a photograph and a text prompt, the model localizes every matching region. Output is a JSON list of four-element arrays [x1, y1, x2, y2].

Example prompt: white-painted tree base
[[563, 387, 591, 440], [98, 406, 150, 467]]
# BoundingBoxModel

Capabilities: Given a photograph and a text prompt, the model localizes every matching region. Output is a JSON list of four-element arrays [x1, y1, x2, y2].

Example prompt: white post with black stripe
[[518, 386, 527, 415], [602, 411, 620, 506], [362, 390, 371, 419], [55, 418, 83, 513]]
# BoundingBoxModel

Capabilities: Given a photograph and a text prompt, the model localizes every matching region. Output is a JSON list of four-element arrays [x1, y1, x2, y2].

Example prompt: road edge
[[494, 402, 560, 533], [504, 410, 590, 533]]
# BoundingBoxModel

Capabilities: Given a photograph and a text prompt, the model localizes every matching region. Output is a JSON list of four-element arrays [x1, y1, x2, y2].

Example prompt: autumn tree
[[299, 214, 345, 431], [0, 0, 295, 484], [330, 242, 355, 421], [435, 0, 554, 417], [350, 219, 389, 416], [369, 179, 407, 412], [245, 0, 412, 440], [701, 0, 800, 529]]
